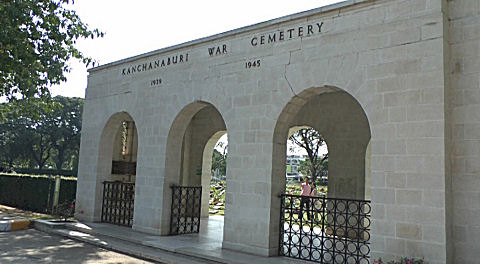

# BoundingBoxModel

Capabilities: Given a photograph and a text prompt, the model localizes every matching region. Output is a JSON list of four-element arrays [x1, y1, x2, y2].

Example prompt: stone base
[[74, 213, 95, 223], [222, 241, 278, 257], [132, 224, 164, 236]]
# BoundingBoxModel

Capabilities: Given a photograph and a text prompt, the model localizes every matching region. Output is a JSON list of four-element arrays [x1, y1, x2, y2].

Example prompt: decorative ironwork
[[101, 181, 135, 227], [170, 186, 202, 235], [280, 194, 371, 263]]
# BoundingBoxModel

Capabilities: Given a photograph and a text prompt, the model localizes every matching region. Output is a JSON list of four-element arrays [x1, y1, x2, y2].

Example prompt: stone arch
[[93, 111, 138, 222], [160, 101, 227, 234], [270, 86, 371, 251], [273, 86, 371, 197]]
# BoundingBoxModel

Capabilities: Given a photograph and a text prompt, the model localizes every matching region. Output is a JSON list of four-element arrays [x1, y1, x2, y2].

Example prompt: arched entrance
[[96, 112, 138, 227], [201, 131, 227, 218], [272, 87, 372, 263], [286, 126, 329, 195], [163, 101, 227, 238]]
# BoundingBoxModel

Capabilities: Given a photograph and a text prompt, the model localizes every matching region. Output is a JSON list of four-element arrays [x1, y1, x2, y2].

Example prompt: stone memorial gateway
[[75, 0, 480, 263]]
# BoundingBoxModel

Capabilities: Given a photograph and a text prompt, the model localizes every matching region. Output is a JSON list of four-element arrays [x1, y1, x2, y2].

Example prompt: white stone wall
[[448, 0, 480, 263], [76, 0, 457, 262]]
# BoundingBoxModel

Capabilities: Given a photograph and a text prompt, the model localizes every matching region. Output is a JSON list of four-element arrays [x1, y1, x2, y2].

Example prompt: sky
[[51, 0, 345, 98], [216, 133, 328, 156], [52, 1, 342, 156]]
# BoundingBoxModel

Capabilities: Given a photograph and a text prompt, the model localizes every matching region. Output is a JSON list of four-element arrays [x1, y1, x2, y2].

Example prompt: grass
[[209, 181, 225, 216]]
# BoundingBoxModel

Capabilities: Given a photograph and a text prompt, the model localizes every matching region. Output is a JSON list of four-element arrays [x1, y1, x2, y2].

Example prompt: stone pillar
[[221, 100, 279, 256]]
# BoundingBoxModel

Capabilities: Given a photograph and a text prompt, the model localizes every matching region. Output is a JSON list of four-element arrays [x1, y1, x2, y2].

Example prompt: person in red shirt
[[299, 177, 311, 221]]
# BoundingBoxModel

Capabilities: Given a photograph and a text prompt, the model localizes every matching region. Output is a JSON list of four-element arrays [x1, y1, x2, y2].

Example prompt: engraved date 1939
[[150, 78, 162, 86]]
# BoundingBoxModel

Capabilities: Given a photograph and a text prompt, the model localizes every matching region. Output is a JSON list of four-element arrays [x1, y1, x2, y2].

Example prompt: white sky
[[51, 0, 345, 98], [215, 134, 328, 156], [288, 139, 328, 156]]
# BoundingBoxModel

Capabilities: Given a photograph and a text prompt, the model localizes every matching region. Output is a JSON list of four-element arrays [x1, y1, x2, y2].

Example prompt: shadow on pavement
[[0, 229, 153, 263]]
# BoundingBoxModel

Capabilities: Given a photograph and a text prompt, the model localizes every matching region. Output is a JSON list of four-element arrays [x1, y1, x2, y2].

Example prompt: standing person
[[310, 182, 318, 197], [310, 182, 319, 221], [300, 177, 311, 221]]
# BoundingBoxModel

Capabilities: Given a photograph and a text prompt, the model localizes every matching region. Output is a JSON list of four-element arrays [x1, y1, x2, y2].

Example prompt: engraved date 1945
[[245, 59, 261, 69]]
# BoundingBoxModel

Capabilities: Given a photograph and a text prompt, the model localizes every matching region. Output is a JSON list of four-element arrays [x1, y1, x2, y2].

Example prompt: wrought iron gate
[[170, 186, 202, 235], [101, 181, 135, 227], [280, 194, 371, 263]]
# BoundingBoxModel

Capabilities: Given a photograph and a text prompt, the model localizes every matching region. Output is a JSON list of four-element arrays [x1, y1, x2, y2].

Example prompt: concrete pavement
[[0, 205, 157, 263], [0, 228, 155, 263]]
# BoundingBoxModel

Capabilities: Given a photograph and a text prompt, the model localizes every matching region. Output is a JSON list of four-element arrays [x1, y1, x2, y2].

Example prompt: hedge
[[14, 168, 77, 177], [0, 173, 76, 213]]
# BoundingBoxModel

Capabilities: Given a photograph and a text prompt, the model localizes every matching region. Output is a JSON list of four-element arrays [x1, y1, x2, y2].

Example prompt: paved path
[[0, 228, 156, 263]]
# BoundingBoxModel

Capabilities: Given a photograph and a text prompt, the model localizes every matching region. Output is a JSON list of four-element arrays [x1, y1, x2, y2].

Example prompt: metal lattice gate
[[101, 181, 135, 227], [170, 186, 202, 235], [280, 194, 371, 263]]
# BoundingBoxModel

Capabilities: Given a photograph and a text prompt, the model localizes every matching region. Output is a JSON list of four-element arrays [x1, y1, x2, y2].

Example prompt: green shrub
[[52, 200, 75, 221]]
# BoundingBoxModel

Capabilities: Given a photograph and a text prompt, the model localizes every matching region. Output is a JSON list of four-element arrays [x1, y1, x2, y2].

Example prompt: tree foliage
[[0, 96, 83, 171], [49, 96, 83, 169], [298, 156, 328, 184], [289, 128, 328, 183], [211, 141, 227, 179], [0, 0, 104, 100]]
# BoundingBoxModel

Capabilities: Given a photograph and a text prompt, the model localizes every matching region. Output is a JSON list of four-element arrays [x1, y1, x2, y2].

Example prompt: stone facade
[[75, 0, 480, 263], [449, 0, 480, 263]]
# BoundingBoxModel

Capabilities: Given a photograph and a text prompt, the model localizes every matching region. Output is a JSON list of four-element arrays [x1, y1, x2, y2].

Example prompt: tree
[[298, 155, 328, 184], [0, 121, 26, 168], [0, 96, 83, 170], [212, 149, 226, 176], [0, 0, 103, 100], [0, 100, 46, 168], [49, 96, 83, 169], [211, 141, 227, 178], [289, 128, 328, 183], [27, 120, 54, 169], [12, 99, 57, 169]]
